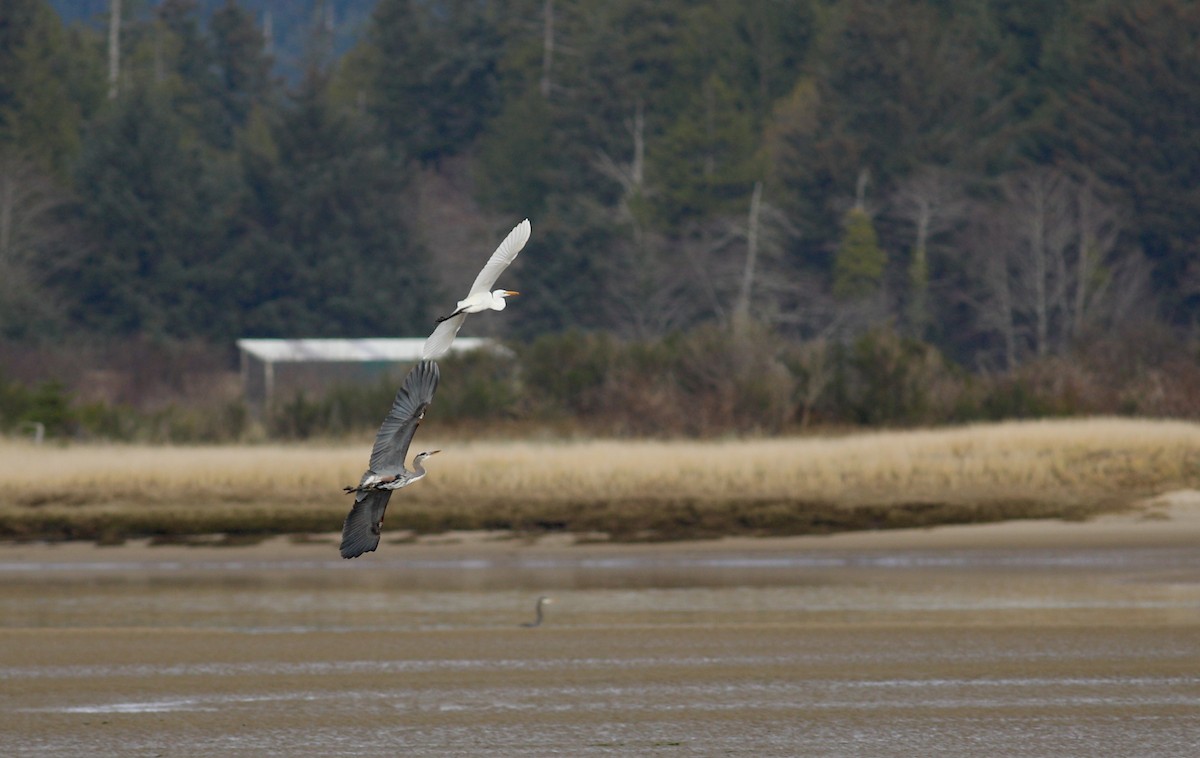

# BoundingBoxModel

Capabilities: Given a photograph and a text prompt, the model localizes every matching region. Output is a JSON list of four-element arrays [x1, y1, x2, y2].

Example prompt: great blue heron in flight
[[422, 218, 531, 360], [520, 595, 554, 627], [340, 360, 440, 559]]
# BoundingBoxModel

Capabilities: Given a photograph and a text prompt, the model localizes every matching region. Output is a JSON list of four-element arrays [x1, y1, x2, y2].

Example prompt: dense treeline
[[3, 0, 1200, 437]]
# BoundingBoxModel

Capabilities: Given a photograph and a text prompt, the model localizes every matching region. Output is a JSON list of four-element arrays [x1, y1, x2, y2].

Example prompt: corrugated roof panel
[[236, 338, 496, 362]]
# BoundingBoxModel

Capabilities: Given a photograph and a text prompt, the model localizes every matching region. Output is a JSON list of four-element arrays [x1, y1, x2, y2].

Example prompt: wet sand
[[2, 493, 1199, 756]]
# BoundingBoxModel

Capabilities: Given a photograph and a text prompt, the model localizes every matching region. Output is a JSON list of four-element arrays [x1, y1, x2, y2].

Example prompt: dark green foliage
[[520, 330, 620, 417], [157, 0, 226, 143], [360, 0, 504, 163], [6, 0, 1200, 413], [677, 1, 816, 122], [773, 0, 1016, 257], [229, 72, 432, 338], [474, 89, 557, 217], [834, 329, 948, 426], [433, 349, 521, 423], [833, 208, 885, 299], [502, 205, 618, 337], [71, 87, 236, 337], [1051, 0, 1200, 322], [0, 0, 86, 171], [208, 0, 275, 134], [0, 374, 72, 436], [0, 3, 95, 340], [652, 74, 761, 225], [906, 240, 930, 338]]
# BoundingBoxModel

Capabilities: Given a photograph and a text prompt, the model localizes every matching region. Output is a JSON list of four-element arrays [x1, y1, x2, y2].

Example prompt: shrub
[[0, 376, 74, 436], [6, 323, 1200, 443], [670, 322, 796, 434], [518, 330, 620, 417], [832, 328, 950, 426], [434, 349, 521, 423]]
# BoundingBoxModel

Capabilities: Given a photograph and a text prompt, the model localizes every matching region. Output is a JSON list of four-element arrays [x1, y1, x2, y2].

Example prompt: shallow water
[[1, 542, 1198, 756]]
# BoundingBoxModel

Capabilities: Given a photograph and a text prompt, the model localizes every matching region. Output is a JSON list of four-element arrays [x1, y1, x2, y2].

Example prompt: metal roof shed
[[236, 337, 499, 411]]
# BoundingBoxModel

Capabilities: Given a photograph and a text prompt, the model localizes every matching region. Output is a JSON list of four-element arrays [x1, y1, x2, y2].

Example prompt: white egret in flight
[[340, 360, 440, 559], [422, 218, 531, 360]]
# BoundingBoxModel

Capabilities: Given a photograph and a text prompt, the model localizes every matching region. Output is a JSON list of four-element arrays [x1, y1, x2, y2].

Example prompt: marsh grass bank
[[2, 418, 1198, 544]]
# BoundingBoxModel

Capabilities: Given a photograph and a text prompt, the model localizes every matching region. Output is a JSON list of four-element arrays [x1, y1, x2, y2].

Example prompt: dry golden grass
[[3, 417, 1199, 542]]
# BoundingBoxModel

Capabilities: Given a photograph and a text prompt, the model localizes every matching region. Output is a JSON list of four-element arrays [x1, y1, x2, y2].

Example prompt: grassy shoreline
[[2, 417, 1198, 544]]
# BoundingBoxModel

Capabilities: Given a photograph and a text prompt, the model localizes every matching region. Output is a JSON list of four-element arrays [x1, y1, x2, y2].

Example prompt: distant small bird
[[520, 595, 554, 628], [422, 218, 531, 360], [340, 360, 440, 559]]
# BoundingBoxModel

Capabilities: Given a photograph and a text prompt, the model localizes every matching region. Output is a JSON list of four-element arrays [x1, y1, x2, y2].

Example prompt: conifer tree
[[833, 206, 885, 300], [0, 0, 84, 172], [359, 0, 503, 162]]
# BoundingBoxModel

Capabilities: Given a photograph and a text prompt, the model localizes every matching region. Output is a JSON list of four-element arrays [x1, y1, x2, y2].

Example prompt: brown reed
[[2, 417, 1197, 542]]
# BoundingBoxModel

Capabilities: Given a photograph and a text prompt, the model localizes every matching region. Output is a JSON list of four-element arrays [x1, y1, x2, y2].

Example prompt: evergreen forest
[[3, 0, 1200, 439]]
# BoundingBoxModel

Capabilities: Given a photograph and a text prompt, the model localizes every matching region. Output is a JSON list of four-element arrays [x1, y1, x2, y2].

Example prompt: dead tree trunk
[[540, 0, 555, 98], [108, 0, 121, 99], [732, 181, 764, 332]]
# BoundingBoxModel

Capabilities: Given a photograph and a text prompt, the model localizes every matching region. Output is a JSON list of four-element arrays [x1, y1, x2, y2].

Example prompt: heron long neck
[[409, 460, 429, 480], [533, 598, 545, 625]]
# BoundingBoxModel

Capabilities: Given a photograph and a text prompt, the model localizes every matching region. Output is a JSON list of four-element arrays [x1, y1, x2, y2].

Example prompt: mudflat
[[2, 494, 1198, 757]]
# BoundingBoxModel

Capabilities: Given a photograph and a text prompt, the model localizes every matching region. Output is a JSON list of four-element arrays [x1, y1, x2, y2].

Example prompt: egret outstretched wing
[[421, 312, 466, 362], [466, 218, 531, 297], [367, 360, 440, 474], [421, 219, 530, 360]]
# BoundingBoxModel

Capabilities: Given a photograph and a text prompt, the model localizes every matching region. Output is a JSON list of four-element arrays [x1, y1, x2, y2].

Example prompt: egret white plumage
[[340, 360, 440, 559], [422, 218, 531, 360]]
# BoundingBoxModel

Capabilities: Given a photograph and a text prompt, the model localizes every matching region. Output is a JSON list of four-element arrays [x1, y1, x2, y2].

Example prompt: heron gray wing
[[421, 312, 466, 360], [466, 218, 531, 297], [367, 360, 440, 474], [340, 488, 393, 559]]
